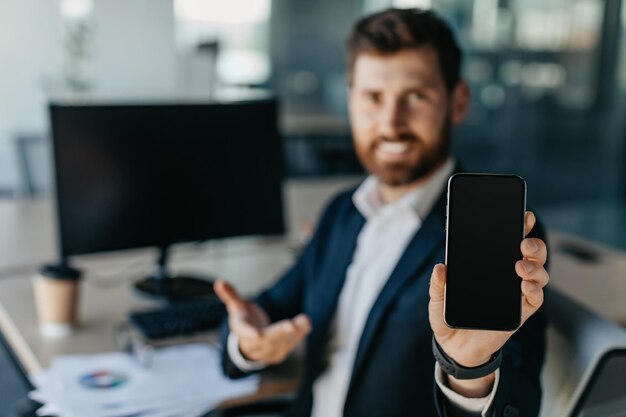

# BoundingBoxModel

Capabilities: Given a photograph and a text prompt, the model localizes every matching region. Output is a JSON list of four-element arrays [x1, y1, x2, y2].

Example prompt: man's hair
[[346, 8, 462, 92]]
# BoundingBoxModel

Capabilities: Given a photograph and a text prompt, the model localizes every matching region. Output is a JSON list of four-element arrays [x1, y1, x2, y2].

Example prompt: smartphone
[[444, 173, 526, 331]]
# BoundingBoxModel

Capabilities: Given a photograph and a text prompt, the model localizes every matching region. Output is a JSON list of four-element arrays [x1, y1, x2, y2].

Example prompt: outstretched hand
[[215, 280, 312, 365], [428, 211, 549, 395]]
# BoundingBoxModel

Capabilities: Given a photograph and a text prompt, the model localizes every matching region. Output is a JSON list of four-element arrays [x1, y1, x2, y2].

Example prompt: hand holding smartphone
[[444, 173, 526, 331]]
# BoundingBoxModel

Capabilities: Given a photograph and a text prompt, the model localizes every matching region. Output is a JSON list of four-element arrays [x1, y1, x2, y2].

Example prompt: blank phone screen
[[445, 174, 526, 330]]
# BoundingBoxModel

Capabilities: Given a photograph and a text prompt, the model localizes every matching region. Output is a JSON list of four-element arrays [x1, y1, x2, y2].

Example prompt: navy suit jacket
[[222, 179, 547, 417]]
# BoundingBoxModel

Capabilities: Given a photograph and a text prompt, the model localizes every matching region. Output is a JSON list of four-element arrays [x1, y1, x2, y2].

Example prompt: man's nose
[[377, 100, 409, 139]]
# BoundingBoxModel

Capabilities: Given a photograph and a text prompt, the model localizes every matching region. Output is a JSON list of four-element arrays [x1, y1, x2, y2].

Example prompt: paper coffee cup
[[32, 264, 81, 338]]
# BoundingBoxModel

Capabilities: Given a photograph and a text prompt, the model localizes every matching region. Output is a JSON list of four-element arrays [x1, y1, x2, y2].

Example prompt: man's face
[[348, 47, 467, 186]]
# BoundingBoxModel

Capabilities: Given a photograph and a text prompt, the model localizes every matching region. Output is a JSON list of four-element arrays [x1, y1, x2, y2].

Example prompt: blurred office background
[[1, 0, 626, 248]]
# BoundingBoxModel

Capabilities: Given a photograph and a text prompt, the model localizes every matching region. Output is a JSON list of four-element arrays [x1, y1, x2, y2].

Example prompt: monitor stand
[[133, 245, 216, 301]]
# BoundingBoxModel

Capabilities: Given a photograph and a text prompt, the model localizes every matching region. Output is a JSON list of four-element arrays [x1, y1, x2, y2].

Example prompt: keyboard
[[129, 298, 227, 340]]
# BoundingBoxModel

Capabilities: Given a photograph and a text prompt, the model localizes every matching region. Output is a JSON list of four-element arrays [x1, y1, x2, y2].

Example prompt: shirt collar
[[353, 157, 456, 221]]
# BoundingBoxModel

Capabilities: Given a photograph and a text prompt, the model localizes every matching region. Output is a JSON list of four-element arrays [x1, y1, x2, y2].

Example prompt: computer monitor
[[49, 98, 284, 300]]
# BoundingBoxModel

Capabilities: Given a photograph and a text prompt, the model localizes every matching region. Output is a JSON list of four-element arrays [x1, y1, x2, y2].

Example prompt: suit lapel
[[347, 189, 447, 391], [307, 206, 366, 376]]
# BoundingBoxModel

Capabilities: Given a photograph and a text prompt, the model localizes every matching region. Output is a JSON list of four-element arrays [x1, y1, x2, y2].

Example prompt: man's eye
[[365, 92, 381, 104], [407, 92, 426, 103]]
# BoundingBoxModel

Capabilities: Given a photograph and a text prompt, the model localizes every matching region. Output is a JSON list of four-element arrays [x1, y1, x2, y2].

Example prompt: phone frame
[[443, 173, 527, 331]]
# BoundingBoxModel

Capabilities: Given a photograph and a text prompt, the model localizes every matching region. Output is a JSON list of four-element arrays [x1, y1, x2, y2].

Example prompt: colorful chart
[[79, 370, 128, 389]]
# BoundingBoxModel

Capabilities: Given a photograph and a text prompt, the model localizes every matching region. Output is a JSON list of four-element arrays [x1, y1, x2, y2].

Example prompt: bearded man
[[216, 8, 549, 417]]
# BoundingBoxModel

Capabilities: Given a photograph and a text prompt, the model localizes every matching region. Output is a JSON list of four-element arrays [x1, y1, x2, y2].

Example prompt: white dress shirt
[[228, 157, 499, 416]]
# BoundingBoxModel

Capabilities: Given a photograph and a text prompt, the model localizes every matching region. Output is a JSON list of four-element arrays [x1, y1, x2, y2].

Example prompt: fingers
[[229, 313, 262, 339], [216, 280, 265, 339], [214, 280, 247, 314], [520, 278, 545, 326], [217, 279, 311, 364], [521, 280, 544, 308], [517, 252, 549, 324], [524, 211, 536, 237], [239, 314, 312, 364], [522, 211, 547, 265], [263, 314, 311, 341], [518, 213, 549, 323], [515, 260, 549, 289], [294, 314, 312, 333], [520, 237, 547, 265]]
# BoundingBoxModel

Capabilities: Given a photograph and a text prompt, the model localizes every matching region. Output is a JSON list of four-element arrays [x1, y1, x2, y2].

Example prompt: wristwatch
[[432, 336, 502, 380]]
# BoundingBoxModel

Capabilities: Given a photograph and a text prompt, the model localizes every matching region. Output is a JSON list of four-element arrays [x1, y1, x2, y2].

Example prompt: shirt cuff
[[434, 362, 500, 417], [227, 332, 268, 372]]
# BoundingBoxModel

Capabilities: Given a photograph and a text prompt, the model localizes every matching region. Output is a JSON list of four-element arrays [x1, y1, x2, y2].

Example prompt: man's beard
[[354, 116, 453, 187]]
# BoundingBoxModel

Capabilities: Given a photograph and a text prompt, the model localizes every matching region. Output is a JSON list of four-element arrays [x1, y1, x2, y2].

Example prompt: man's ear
[[450, 80, 470, 125]]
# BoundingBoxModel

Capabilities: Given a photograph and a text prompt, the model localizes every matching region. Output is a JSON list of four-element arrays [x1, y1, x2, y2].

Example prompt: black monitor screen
[[50, 100, 284, 257]]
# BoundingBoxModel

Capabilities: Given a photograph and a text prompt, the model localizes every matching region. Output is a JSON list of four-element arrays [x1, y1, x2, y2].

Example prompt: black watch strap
[[432, 336, 502, 380]]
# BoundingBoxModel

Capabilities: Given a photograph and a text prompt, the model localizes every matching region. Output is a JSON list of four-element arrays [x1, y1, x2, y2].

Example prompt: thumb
[[214, 280, 247, 314]]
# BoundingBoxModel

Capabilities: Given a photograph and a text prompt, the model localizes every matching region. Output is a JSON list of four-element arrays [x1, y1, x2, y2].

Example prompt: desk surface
[[0, 237, 295, 373], [0, 178, 361, 374], [0, 230, 301, 407], [0, 191, 323, 407]]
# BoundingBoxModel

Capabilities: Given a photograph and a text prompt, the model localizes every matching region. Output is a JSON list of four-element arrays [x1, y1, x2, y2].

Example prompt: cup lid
[[39, 263, 82, 280]]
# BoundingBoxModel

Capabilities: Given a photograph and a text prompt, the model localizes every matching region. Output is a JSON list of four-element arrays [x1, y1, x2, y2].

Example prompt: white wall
[[92, 0, 177, 96], [0, 0, 62, 191], [0, 0, 179, 193]]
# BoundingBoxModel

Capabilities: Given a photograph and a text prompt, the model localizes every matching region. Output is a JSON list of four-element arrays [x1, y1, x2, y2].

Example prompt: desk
[[0, 201, 305, 400], [0, 237, 296, 373], [0, 178, 361, 410], [0, 239, 304, 410]]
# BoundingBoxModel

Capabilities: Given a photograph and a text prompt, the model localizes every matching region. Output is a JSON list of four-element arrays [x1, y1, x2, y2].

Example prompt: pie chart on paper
[[79, 370, 129, 389]]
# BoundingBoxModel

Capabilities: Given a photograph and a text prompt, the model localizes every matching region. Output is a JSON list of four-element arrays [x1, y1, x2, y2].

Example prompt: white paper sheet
[[30, 344, 259, 417]]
